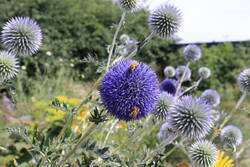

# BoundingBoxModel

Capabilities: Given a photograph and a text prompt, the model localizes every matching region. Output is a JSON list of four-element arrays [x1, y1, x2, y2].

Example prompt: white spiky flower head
[[157, 122, 178, 145], [169, 96, 215, 140], [164, 66, 175, 78], [117, 0, 139, 12], [189, 140, 218, 167], [175, 65, 192, 81], [220, 125, 243, 150], [153, 92, 175, 120], [1, 16, 42, 57], [183, 44, 202, 62], [148, 5, 182, 39], [0, 51, 19, 82], [200, 89, 220, 107], [237, 68, 250, 94], [198, 67, 211, 79]]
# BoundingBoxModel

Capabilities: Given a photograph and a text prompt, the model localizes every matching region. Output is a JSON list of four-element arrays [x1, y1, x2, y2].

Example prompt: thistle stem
[[178, 78, 202, 97], [55, 123, 98, 167], [102, 119, 119, 147], [126, 32, 154, 59], [106, 12, 126, 71], [211, 92, 247, 141], [175, 62, 190, 97]]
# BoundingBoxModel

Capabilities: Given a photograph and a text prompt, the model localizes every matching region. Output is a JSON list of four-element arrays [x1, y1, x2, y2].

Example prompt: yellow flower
[[67, 98, 79, 106], [117, 123, 126, 129], [55, 96, 68, 102], [45, 108, 65, 122], [71, 124, 80, 133], [213, 151, 234, 167]]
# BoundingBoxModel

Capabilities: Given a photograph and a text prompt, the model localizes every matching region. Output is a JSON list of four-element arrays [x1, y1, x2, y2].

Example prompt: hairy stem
[[175, 62, 190, 97], [102, 119, 119, 147], [106, 12, 126, 71], [211, 92, 247, 141], [178, 78, 202, 97], [55, 123, 98, 167]]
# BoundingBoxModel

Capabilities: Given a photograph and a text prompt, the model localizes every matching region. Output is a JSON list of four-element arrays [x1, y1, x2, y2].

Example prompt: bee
[[128, 61, 139, 72], [129, 106, 140, 118]]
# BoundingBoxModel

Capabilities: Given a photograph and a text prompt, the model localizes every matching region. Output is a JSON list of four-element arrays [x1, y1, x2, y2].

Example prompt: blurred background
[[0, 0, 250, 166]]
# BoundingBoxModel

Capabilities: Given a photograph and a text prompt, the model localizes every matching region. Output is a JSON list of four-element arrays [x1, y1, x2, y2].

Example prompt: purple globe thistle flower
[[148, 5, 182, 38], [169, 95, 215, 140], [153, 92, 175, 120], [157, 122, 178, 144], [163, 66, 175, 78], [160, 78, 178, 95], [198, 67, 211, 79], [100, 60, 159, 121], [175, 65, 192, 81], [0, 51, 19, 82], [1, 16, 42, 57], [189, 140, 218, 167], [183, 44, 202, 62], [237, 68, 250, 94], [200, 89, 220, 107], [220, 125, 243, 149]]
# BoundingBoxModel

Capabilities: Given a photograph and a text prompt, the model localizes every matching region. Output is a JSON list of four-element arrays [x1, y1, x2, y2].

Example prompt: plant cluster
[[0, 0, 250, 167]]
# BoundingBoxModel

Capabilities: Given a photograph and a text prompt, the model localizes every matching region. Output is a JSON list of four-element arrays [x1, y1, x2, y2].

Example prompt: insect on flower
[[129, 106, 140, 118]]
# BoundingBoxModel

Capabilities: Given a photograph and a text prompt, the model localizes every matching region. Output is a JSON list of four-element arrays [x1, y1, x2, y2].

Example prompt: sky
[[143, 0, 250, 44]]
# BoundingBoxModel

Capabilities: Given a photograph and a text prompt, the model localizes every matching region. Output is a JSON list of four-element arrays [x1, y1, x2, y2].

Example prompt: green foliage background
[[0, 0, 249, 94]]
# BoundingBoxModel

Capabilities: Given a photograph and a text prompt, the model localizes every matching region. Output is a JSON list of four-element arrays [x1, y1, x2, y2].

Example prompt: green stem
[[162, 146, 177, 160], [178, 78, 202, 97], [175, 62, 190, 97], [106, 12, 126, 71], [126, 32, 154, 59], [55, 123, 98, 167], [211, 92, 247, 141], [102, 119, 119, 147]]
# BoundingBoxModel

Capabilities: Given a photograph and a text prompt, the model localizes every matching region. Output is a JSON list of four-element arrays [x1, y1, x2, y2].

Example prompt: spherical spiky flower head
[[1, 16, 42, 57], [160, 78, 178, 95], [169, 96, 215, 140], [153, 92, 175, 120], [164, 66, 175, 78], [200, 89, 220, 107], [0, 51, 19, 82], [198, 67, 211, 79], [148, 5, 182, 38], [100, 60, 159, 121], [175, 65, 192, 81], [220, 125, 243, 149], [157, 122, 178, 144], [237, 68, 250, 94], [183, 44, 202, 62], [189, 140, 218, 167], [118, 0, 138, 12]]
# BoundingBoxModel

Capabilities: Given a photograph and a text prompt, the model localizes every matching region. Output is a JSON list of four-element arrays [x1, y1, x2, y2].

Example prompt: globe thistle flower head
[[163, 66, 175, 78], [0, 51, 19, 82], [237, 68, 250, 94], [119, 34, 130, 44], [169, 95, 215, 140], [100, 60, 159, 121], [189, 140, 218, 167], [117, 0, 139, 12], [183, 44, 202, 62], [198, 67, 211, 79], [160, 78, 178, 95], [153, 92, 175, 120], [157, 122, 178, 144], [148, 5, 182, 38], [220, 125, 243, 149], [175, 65, 192, 81], [200, 89, 220, 107], [1, 16, 42, 57]]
